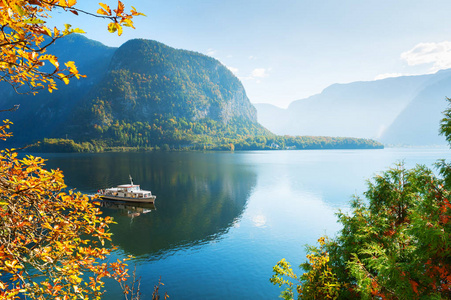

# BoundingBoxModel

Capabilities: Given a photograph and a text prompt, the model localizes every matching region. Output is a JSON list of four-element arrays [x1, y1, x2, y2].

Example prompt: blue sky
[[51, 0, 451, 108]]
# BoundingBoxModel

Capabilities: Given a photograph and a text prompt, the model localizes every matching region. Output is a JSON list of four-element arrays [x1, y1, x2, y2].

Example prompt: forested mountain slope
[[64, 38, 268, 150], [0, 35, 381, 151], [0, 34, 115, 145]]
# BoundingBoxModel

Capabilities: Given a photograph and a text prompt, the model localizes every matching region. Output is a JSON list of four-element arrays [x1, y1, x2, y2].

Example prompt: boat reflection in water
[[94, 199, 156, 219], [42, 152, 256, 259]]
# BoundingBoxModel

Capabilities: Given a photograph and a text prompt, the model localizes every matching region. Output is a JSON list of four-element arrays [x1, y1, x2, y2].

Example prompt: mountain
[[0, 35, 381, 151], [66, 39, 263, 142], [0, 34, 116, 144], [89, 38, 257, 123], [1, 35, 268, 149], [0, 35, 269, 146], [63, 38, 273, 150], [379, 72, 451, 145], [256, 70, 451, 145]]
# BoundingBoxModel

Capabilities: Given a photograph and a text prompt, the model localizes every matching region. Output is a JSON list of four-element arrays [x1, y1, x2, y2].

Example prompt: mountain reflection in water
[[31, 149, 451, 299], [41, 152, 257, 258]]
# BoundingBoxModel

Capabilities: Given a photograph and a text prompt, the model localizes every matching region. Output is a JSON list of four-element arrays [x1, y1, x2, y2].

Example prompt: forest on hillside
[[28, 114, 383, 153]]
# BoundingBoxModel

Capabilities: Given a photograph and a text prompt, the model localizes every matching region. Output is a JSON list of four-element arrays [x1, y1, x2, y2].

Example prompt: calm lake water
[[38, 148, 451, 299]]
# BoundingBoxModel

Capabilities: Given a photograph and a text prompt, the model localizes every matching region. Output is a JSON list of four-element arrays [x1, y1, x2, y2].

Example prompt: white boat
[[97, 176, 156, 203]]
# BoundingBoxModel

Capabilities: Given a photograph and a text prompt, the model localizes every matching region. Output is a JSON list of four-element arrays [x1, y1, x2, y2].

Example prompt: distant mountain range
[[0, 35, 380, 151], [255, 70, 451, 146]]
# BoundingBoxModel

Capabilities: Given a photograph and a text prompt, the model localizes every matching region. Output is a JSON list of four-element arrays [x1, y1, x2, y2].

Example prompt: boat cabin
[[98, 177, 156, 203], [100, 185, 154, 199]]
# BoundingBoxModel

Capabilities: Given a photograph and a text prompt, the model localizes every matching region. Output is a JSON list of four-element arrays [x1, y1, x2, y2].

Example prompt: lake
[[38, 148, 451, 299]]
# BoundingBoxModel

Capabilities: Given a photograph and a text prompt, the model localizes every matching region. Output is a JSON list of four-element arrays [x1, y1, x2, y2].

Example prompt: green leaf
[[24, 18, 45, 24]]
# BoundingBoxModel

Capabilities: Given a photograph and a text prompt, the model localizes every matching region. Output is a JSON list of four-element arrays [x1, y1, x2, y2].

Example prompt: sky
[[50, 0, 451, 108]]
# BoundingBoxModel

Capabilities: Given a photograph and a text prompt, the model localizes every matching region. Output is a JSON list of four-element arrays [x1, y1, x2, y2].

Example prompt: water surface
[[40, 148, 451, 299]]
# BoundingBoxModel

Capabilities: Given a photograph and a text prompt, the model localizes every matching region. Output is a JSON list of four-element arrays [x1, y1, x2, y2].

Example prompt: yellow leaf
[[96, 8, 109, 16], [122, 18, 134, 28], [63, 23, 73, 35], [131, 6, 146, 17], [72, 28, 86, 34], [58, 73, 69, 85], [64, 61, 76, 70], [67, 0, 76, 7], [48, 56, 59, 69], [42, 26, 52, 36], [116, 23, 123, 36], [107, 22, 117, 33], [98, 3, 111, 15]]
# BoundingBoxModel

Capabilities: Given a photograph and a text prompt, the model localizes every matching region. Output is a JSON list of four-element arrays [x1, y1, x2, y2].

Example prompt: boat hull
[[99, 195, 156, 204]]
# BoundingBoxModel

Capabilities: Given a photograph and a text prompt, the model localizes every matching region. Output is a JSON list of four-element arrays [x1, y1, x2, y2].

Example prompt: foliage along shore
[[270, 99, 451, 299], [26, 135, 383, 153]]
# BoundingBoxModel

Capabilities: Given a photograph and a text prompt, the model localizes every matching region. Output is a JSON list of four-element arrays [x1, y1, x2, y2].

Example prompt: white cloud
[[206, 48, 217, 56], [239, 68, 271, 83], [374, 73, 405, 80], [251, 214, 267, 228], [401, 41, 451, 72], [248, 55, 257, 60], [251, 68, 269, 78], [226, 66, 239, 75], [374, 42, 451, 81]]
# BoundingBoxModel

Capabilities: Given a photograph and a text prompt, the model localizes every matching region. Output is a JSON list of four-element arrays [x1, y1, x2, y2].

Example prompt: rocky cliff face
[[83, 39, 257, 128]]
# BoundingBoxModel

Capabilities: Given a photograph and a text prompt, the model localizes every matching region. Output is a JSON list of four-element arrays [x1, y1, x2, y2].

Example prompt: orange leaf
[[116, 1, 124, 15], [98, 2, 111, 15], [410, 280, 419, 295], [96, 8, 109, 16]]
